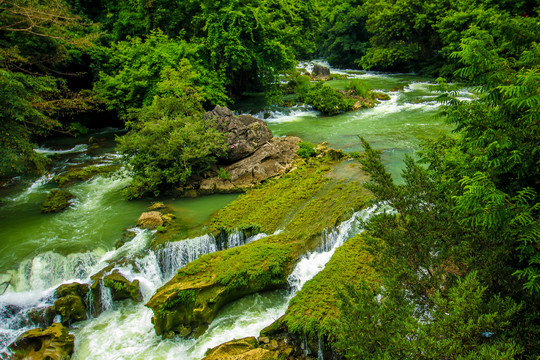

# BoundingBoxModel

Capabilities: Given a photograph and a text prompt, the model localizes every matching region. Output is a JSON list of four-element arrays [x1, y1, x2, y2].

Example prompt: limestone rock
[[55, 282, 89, 299], [53, 282, 90, 326], [198, 137, 301, 195], [54, 295, 87, 326], [103, 270, 143, 302], [311, 64, 330, 80], [203, 337, 279, 360], [204, 106, 273, 163], [7, 323, 74, 360], [147, 202, 166, 211], [136, 211, 163, 229]]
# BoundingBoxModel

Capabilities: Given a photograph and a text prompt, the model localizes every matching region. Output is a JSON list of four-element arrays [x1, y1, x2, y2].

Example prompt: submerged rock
[[41, 190, 75, 213], [6, 323, 74, 360]]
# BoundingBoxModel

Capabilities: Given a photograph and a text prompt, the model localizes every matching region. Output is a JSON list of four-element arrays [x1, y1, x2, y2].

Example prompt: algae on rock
[[41, 189, 76, 213]]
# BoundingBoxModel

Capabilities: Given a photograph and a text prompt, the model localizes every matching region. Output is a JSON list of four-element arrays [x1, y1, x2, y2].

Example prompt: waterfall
[[156, 234, 218, 280], [99, 280, 113, 313]]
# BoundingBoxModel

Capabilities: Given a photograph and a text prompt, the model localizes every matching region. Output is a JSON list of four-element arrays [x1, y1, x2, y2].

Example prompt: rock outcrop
[[198, 136, 300, 194], [146, 162, 371, 339], [203, 337, 281, 360], [136, 211, 164, 229], [204, 106, 273, 163], [311, 64, 331, 80], [53, 282, 90, 326], [6, 323, 74, 360], [103, 270, 143, 302], [181, 106, 300, 196]]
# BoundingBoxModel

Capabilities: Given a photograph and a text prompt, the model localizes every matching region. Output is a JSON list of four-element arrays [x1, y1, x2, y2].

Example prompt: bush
[[305, 82, 354, 115], [297, 142, 317, 159], [117, 96, 228, 199], [346, 79, 371, 98], [292, 74, 312, 102]]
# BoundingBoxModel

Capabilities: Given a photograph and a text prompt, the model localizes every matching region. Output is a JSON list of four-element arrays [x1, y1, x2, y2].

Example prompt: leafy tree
[[117, 95, 228, 198], [0, 0, 99, 178], [319, 0, 370, 68], [93, 30, 228, 114]]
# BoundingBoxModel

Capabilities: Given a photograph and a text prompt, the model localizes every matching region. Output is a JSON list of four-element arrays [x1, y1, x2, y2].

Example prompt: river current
[[0, 63, 469, 359]]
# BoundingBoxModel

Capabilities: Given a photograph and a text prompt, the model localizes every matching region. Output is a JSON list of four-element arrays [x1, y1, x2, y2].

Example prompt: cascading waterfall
[[67, 208, 373, 359], [0, 227, 265, 355]]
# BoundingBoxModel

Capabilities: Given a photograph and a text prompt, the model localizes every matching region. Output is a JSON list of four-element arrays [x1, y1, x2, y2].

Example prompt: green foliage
[[319, 0, 370, 68], [333, 273, 522, 359], [0, 0, 100, 178], [333, 279, 417, 359], [217, 168, 231, 180], [297, 142, 316, 159], [345, 79, 370, 98], [291, 74, 312, 102], [94, 31, 228, 113], [117, 96, 228, 198], [305, 82, 354, 115]]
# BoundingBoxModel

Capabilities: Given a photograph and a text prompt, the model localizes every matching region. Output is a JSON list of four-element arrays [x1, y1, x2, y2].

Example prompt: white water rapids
[[0, 205, 376, 359]]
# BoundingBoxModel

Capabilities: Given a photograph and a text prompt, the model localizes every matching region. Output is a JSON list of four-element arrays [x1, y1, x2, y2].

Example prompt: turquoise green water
[[237, 71, 463, 179], [0, 130, 238, 274]]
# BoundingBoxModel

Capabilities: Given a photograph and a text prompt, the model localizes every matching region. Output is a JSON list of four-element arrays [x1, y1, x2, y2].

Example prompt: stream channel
[[0, 62, 470, 359]]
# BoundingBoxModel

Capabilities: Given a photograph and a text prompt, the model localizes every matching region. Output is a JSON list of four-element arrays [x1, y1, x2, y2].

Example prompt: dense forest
[[1, 0, 539, 358]]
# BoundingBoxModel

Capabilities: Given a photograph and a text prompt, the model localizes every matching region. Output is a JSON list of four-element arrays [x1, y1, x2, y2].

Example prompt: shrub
[[305, 82, 354, 115], [346, 79, 371, 98]]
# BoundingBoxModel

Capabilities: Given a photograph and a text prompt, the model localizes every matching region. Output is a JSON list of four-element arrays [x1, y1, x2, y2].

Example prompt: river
[[0, 64, 468, 359]]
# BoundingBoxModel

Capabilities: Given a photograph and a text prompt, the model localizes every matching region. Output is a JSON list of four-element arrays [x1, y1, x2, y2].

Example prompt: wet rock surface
[[6, 323, 74, 360]]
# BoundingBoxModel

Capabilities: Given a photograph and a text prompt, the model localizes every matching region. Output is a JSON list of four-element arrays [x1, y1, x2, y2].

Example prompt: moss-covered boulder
[[137, 211, 164, 229], [6, 323, 74, 360], [203, 337, 279, 360], [41, 190, 75, 213], [146, 161, 371, 338], [53, 164, 120, 187], [103, 270, 143, 302], [53, 282, 90, 326]]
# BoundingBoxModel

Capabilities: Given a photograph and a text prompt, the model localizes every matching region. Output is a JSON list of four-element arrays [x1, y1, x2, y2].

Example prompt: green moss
[[147, 158, 372, 338], [162, 289, 197, 312], [208, 165, 330, 234], [284, 233, 381, 337], [41, 189, 75, 213], [53, 164, 120, 187]]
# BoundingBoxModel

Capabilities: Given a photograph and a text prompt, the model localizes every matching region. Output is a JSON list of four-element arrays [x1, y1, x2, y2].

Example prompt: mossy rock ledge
[[146, 160, 371, 338]]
